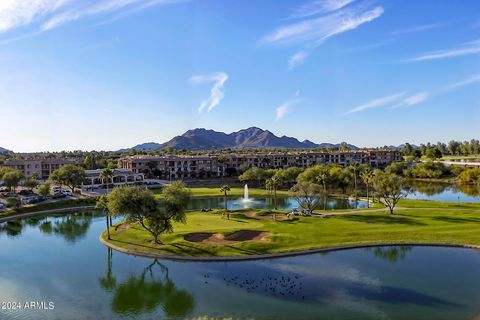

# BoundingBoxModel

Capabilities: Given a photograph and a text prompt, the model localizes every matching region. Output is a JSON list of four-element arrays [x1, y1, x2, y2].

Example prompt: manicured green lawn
[[153, 187, 289, 199], [103, 200, 480, 258], [440, 154, 480, 160]]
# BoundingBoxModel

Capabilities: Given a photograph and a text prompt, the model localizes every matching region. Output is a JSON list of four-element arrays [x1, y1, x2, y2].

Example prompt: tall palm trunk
[[105, 210, 111, 240], [354, 169, 358, 209], [323, 182, 327, 211], [273, 186, 277, 220], [224, 191, 229, 220], [366, 184, 370, 208]]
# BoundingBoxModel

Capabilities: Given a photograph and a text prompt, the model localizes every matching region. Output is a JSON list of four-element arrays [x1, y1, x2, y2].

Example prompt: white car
[[61, 190, 73, 197]]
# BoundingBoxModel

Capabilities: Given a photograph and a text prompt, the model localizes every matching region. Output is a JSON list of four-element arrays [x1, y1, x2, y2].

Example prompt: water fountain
[[243, 184, 250, 202]]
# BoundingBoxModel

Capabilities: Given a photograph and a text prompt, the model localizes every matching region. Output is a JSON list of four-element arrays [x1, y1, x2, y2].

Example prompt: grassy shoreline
[[101, 200, 480, 258]]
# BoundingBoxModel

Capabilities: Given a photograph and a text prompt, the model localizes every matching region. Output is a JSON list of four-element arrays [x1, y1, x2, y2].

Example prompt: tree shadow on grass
[[338, 214, 427, 226], [431, 216, 480, 224]]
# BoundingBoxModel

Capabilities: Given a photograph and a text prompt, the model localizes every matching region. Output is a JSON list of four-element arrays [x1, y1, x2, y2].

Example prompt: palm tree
[[361, 168, 374, 208], [315, 170, 329, 211], [220, 185, 230, 220], [100, 168, 114, 226], [266, 175, 282, 219], [96, 195, 111, 239], [100, 168, 114, 193], [349, 162, 361, 208]]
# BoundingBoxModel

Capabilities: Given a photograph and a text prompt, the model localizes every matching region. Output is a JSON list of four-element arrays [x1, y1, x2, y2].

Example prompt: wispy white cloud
[[444, 74, 480, 90], [406, 41, 480, 62], [0, 0, 68, 32], [288, 49, 310, 69], [42, 0, 180, 31], [190, 72, 229, 113], [275, 91, 301, 121], [345, 92, 407, 114], [391, 91, 430, 109], [391, 23, 442, 35], [290, 0, 355, 19], [347, 74, 480, 114], [260, 3, 383, 69], [0, 0, 182, 34]]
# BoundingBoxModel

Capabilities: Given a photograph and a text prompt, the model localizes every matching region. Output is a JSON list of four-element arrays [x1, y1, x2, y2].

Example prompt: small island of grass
[[101, 199, 480, 260]]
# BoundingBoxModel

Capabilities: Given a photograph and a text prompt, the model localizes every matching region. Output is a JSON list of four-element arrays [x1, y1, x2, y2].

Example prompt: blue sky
[[0, 0, 479, 152]]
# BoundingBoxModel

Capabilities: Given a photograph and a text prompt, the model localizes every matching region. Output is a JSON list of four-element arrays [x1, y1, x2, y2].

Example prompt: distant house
[[82, 169, 144, 188], [2, 158, 77, 179]]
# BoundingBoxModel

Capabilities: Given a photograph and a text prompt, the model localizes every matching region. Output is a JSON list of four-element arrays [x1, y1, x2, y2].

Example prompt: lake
[[187, 196, 368, 211], [1, 212, 480, 319], [406, 181, 480, 203]]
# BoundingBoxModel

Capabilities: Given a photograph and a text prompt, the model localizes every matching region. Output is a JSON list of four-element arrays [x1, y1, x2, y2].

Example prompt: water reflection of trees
[[0, 220, 24, 237], [407, 181, 449, 196], [99, 254, 195, 318], [51, 213, 93, 243], [36, 213, 95, 243], [364, 246, 413, 263], [456, 183, 480, 197], [407, 181, 480, 198]]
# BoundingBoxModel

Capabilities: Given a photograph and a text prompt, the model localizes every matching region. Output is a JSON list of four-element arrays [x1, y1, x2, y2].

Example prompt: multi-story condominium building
[[2, 158, 77, 179], [118, 150, 402, 179]]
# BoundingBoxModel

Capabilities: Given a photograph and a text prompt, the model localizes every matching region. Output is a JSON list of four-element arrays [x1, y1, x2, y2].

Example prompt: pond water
[[187, 196, 368, 211], [1, 212, 480, 319], [405, 181, 480, 203]]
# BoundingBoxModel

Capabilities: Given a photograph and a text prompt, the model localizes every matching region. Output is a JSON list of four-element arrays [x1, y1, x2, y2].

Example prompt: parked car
[[0, 186, 8, 192], [302, 209, 312, 216], [21, 196, 41, 205], [51, 193, 67, 199], [60, 190, 73, 197], [1, 192, 16, 198], [0, 203, 5, 211], [287, 208, 301, 217], [18, 189, 33, 196]]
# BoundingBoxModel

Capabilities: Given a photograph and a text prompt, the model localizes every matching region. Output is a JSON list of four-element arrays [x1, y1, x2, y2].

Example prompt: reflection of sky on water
[[405, 182, 480, 203], [1, 214, 480, 319], [187, 196, 368, 211]]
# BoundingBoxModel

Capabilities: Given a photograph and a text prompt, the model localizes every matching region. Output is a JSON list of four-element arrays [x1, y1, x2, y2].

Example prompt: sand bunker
[[185, 230, 271, 245], [243, 211, 288, 221], [115, 223, 129, 231]]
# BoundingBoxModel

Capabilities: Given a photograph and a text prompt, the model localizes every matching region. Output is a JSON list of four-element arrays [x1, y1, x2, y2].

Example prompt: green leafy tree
[[239, 167, 265, 187], [49, 164, 86, 193], [219, 185, 231, 219], [2, 170, 24, 193], [38, 182, 51, 196], [6, 197, 21, 209], [105, 182, 191, 244], [24, 178, 38, 191], [372, 172, 408, 215], [289, 181, 322, 213], [425, 147, 442, 160]]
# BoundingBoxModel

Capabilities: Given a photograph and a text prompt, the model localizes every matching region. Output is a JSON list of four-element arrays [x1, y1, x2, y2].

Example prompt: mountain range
[[121, 127, 357, 151], [0, 147, 11, 154]]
